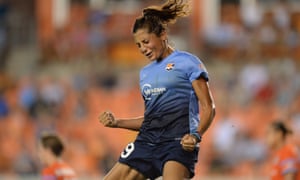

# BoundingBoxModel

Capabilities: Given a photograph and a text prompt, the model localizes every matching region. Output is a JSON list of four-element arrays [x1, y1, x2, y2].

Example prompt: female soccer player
[[38, 134, 77, 180], [266, 121, 300, 180], [98, 0, 215, 179]]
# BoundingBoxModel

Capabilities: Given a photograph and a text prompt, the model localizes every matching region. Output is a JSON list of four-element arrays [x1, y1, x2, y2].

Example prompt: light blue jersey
[[137, 50, 208, 143]]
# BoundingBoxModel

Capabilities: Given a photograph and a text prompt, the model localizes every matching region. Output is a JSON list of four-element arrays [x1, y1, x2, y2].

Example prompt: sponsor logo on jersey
[[165, 63, 175, 71], [142, 84, 166, 100]]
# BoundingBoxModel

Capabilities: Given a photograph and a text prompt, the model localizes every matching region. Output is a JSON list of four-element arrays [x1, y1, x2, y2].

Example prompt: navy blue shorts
[[118, 140, 199, 180]]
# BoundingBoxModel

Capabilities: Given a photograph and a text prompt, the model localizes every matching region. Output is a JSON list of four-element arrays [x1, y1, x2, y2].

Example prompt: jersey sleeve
[[280, 147, 299, 175], [281, 158, 299, 175], [185, 56, 209, 82], [42, 168, 56, 180]]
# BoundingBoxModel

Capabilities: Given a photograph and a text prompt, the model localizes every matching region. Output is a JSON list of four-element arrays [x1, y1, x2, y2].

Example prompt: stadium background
[[0, 0, 299, 179]]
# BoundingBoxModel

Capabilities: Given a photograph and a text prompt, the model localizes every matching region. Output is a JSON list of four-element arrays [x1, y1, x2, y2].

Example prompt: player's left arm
[[193, 77, 215, 136], [181, 77, 215, 151]]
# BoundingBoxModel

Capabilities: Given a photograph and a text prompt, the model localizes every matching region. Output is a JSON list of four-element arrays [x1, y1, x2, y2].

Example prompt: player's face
[[37, 143, 47, 165], [134, 28, 168, 61], [37, 143, 51, 166], [266, 127, 281, 149]]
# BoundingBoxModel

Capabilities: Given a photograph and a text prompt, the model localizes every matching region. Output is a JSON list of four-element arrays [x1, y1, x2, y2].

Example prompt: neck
[[157, 45, 174, 62], [167, 46, 175, 54], [47, 156, 61, 166], [274, 140, 286, 151]]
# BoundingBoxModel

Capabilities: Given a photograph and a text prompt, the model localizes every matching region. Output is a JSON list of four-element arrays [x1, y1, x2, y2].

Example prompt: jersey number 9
[[121, 143, 135, 158]]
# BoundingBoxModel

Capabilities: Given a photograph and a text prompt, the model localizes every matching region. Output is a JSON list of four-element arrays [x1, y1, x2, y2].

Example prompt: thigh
[[119, 141, 160, 179], [103, 162, 146, 180], [157, 141, 199, 178], [162, 161, 190, 180]]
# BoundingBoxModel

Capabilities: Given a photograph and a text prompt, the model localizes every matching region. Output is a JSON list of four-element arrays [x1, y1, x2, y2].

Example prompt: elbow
[[201, 102, 216, 120], [207, 104, 216, 122], [211, 103, 216, 119], [205, 103, 216, 121]]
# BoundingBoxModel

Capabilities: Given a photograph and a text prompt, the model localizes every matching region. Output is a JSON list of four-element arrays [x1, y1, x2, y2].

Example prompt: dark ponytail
[[133, 0, 190, 36], [271, 121, 293, 138]]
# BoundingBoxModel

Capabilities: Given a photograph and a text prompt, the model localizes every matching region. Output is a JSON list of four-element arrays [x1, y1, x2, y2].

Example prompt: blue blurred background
[[0, 0, 299, 179]]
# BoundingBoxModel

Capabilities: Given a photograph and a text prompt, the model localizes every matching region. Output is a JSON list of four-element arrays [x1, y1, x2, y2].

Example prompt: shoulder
[[279, 144, 299, 159], [174, 50, 202, 62], [174, 50, 208, 72], [173, 50, 206, 70], [287, 144, 299, 155], [55, 162, 76, 176], [42, 165, 55, 175], [140, 61, 156, 74], [42, 162, 76, 179]]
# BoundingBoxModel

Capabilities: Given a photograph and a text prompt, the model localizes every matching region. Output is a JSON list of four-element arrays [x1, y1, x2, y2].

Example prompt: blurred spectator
[[266, 121, 300, 180], [18, 76, 38, 117], [239, 60, 270, 103], [273, 0, 290, 31], [13, 145, 38, 176], [37, 77, 65, 117], [38, 133, 77, 179], [240, 1, 262, 29], [0, 72, 11, 118], [87, 9, 108, 59], [211, 108, 242, 172], [289, 92, 300, 146], [0, 0, 9, 71], [0, 94, 8, 118]]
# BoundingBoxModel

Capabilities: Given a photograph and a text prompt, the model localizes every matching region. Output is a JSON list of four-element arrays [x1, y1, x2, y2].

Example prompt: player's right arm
[[98, 111, 144, 131]]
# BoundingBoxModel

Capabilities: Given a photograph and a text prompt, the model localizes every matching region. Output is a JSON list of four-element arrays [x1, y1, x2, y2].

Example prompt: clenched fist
[[180, 134, 198, 152], [98, 111, 118, 128]]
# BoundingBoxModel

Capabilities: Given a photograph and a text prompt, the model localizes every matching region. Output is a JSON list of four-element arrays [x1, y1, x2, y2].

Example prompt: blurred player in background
[[38, 134, 76, 180], [266, 121, 300, 180], [98, 0, 215, 179]]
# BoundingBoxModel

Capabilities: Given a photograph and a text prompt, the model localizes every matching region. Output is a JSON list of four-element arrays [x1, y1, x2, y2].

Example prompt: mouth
[[145, 52, 153, 59]]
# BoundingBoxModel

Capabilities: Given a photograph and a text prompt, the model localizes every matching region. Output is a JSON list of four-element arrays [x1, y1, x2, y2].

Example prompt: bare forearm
[[115, 116, 144, 131], [197, 105, 215, 135], [192, 79, 216, 136]]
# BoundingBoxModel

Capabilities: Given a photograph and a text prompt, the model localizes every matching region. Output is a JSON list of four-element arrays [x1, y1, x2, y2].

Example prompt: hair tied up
[[142, 8, 162, 21], [142, 8, 156, 17], [133, 0, 190, 34]]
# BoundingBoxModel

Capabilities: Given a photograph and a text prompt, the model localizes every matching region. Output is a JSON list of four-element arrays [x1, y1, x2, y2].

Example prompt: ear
[[160, 30, 167, 41]]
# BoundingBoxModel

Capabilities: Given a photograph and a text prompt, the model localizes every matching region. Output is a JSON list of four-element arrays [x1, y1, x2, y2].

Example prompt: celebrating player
[[38, 134, 76, 180], [98, 0, 215, 179], [266, 121, 300, 180]]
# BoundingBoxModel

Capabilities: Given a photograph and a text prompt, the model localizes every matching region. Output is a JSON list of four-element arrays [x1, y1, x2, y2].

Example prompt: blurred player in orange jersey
[[38, 134, 76, 180], [266, 121, 300, 180]]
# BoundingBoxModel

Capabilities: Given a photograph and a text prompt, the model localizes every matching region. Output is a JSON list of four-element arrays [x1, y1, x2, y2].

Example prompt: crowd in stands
[[0, 0, 299, 179]]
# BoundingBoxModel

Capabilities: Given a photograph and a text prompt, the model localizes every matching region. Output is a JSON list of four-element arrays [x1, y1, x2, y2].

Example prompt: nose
[[139, 45, 147, 54]]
